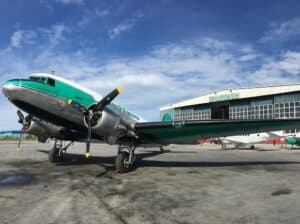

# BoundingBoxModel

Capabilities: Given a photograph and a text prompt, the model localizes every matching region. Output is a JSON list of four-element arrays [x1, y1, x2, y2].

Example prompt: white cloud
[[1, 35, 299, 129], [78, 16, 91, 27], [0, 100, 20, 131], [40, 0, 53, 13], [249, 51, 300, 85], [10, 30, 37, 48], [238, 53, 260, 62], [39, 24, 69, 47], [260, 17, 300, 42], [95, 9, 110, 17], [55, 0, 84, 5], [78, 9, 110, 27], [108, 11, 143, 39], [108, 22, 135, 39]]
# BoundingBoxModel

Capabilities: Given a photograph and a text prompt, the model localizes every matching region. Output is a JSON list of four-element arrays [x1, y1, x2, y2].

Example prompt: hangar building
[[160, 84, 300, 122]]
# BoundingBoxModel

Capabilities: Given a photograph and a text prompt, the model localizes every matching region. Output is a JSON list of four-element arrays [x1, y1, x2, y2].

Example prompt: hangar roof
[[160, 84, 300, 111]]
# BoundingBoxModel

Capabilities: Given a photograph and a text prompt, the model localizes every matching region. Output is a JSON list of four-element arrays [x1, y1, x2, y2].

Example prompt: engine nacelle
[[26, 119, 63, 142], [83, 109, 118, 136], [83, 108, 136, 143]]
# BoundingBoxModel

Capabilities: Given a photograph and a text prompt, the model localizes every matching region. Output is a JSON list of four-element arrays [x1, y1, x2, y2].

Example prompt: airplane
[[285, 136, 300, 146], [2, 73, 300, 173], [213, 131, 283, 149], [284, 131, 300, 147]]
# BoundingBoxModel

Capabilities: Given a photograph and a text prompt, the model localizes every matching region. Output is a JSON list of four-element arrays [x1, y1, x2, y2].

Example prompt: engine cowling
[[83, 107, 136, 143], [83, 109, 119, 135], [26, 119, 63, 142]]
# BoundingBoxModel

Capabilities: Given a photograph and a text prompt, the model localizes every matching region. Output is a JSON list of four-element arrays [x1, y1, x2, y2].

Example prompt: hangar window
[[296, 103, 300, 117], [273, 101, 300, 119]]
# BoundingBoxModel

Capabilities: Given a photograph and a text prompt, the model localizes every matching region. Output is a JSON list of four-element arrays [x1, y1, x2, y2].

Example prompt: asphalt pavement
[[0, 141, 299, 224]]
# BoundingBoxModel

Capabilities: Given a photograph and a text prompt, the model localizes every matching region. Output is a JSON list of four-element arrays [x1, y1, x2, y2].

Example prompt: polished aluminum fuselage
[[2, 80, 137, 143]]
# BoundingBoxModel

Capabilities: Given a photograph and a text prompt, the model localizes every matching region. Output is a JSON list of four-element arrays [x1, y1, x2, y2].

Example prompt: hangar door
[[211, 102, 229, 119]]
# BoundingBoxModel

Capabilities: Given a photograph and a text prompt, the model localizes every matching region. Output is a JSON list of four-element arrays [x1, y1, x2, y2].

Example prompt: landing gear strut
[[160, 146, 165, 152], [49, 140, 73, 163], [115, 144, 136, 173]]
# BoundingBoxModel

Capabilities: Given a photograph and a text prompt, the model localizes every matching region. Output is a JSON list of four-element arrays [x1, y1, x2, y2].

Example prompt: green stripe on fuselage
[[4, 78, 141, 121], [5, 79, 95, 107]]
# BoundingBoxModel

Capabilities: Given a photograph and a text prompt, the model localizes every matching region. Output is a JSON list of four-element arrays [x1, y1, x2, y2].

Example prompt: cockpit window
[[47, 78, 55, 86], [29, 76, 41, 82], [29, 76, 55, 86], [29, 76, 46, 83]]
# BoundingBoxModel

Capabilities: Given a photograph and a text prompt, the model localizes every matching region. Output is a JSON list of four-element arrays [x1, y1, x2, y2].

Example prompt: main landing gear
[[49, 140, 73, 163], [115, 144, 136, 173]]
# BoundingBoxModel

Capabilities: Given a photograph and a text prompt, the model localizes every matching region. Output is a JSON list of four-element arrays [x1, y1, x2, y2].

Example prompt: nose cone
[[285, 137, 297, 144], [2, 79, 20, 99]]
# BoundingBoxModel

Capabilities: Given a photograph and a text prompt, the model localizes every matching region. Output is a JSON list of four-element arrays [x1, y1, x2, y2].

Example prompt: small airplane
[[214, 131, 283, 149], [284, 131, 300, 147], [285, 136, 300, 146], [2, 73, 300, 173]]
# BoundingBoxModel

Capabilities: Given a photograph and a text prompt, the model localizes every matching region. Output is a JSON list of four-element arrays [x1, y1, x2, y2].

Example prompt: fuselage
[[285, 137, 300, 146], [284, 132, 300, 146], [220, 131, 283, 145], [2, 73, 144, 141]]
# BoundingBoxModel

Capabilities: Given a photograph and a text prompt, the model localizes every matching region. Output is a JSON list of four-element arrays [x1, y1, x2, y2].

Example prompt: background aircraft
[[214, 131, 283, 149], [285, 136, 300, 146], [284, 130, 300, 147], [3, 73, 300, 173]]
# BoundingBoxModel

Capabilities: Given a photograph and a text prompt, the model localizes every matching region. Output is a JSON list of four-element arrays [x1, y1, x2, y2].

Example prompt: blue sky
[[0, 0, 300, 130]]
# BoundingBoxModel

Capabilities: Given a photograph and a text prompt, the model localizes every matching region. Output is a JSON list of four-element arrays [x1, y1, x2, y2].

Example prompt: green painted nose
[[285, 137, 297, 144], [2, 79, 21, 98]]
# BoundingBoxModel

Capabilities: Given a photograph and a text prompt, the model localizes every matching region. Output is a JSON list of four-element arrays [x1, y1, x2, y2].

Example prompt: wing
[[134, 119, 300, 145], [219, 137, 246, 145]]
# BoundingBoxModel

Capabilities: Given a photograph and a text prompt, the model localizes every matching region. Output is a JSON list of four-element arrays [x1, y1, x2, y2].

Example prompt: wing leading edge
[[134, 119, 300, 145]]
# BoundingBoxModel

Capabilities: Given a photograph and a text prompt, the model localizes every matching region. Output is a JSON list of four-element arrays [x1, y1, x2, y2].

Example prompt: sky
[[0, 0, 300, 130]]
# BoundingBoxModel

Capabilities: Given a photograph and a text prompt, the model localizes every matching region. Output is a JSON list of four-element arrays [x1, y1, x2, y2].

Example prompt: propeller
[[83, 86, 122, 158], [16, 110, 31, 150]]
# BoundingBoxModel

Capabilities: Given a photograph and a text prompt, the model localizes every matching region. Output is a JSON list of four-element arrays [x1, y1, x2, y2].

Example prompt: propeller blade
[[83, 86, 122, 159], [93, 86, 122, 112], [17, 110, 25, 124], [85, 114, 92, 159], [16, 111, 32, 151], [25, 114, 33, 123], [17, 129, 24, 150]]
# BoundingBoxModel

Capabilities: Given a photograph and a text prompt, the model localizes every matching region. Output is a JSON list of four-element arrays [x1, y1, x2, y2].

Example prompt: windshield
[[29, 76, 55, 87], [29, 76, 47, 83]]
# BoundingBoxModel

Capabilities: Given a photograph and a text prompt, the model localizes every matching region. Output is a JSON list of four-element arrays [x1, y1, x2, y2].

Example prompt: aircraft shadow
[[37, 149, 300, 169], [37, 149, 164, 166]]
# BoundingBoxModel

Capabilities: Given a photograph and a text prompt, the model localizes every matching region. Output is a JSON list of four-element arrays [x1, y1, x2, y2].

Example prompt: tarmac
[[0, 141, 300, 224]]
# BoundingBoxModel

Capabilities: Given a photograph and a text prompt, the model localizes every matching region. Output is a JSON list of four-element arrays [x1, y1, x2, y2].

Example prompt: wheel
[[49, 147, 63, 163], [115, 151, 130, 173], [160, 146, 164, 153], [250, 145, 255, 149]]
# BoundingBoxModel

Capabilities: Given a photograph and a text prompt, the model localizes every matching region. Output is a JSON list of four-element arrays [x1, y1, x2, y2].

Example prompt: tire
[[160, 146, 164, 153], [115, 151, 130, 173], [49, 147, 63, 163]]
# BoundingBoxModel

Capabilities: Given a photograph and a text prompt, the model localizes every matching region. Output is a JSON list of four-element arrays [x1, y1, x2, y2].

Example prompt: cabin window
[[47, 78, 55, 87]]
